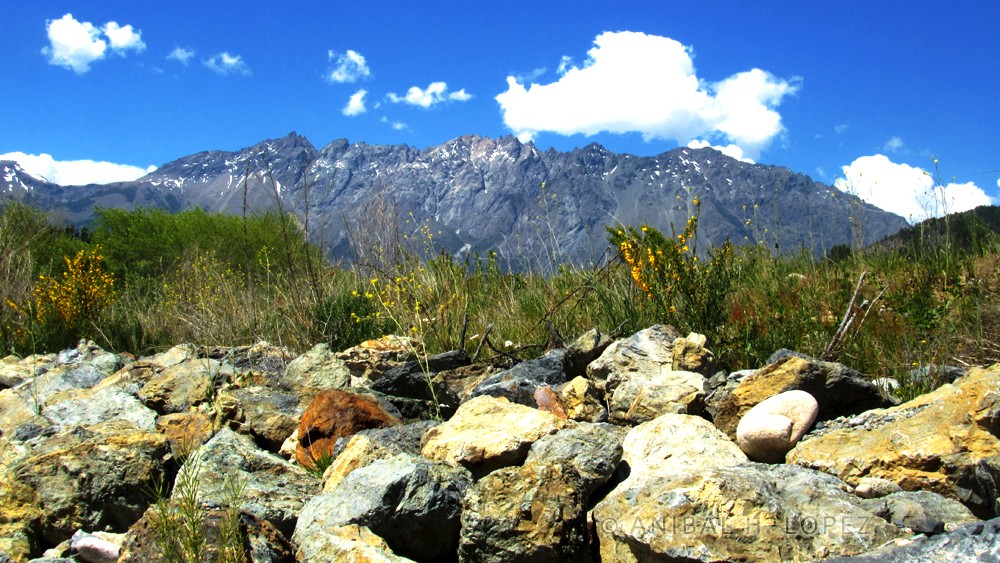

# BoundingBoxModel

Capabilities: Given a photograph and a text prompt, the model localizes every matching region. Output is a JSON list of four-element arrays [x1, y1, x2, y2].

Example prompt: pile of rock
[[0, 327, 997, 562]]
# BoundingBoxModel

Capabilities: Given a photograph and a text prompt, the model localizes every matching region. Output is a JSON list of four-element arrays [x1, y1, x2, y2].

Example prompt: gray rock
[[370, 349, 470, 401], [460, 461, 589, 563], [525, 422, 623, 497], [283, 343, 351, 400], [294, 453, 471, 561], [42, 386, 157, 432], [606, 368, 706, 425], [180, 427, 320, 537], [587, 325, 681, 391], [859, 491, 980, 535], [826, 517, 1000, 562], [562, 328, 613, 378], [215, 386, 300, 452], [470, 349, 567, 406]]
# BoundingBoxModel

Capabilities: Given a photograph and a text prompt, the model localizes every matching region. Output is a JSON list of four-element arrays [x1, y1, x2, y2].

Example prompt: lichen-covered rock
[[558, 376, 607, 422], [825, 517, 1000, 562], [593, 463, 906, 562], [335, 336, 420, 386], [297, 453, 470, 561], [420, 395, 567, 478], [714, 355, 895, 438], [214, 385, 299, 452], [606, 368, 705, 425], [586, 325, 681, 391], [42, 384, 157, 432], [430, 363, 497, 411], [295, 389, 400, 469], [672, 332, 718, 376], [524, 422, 623, 497], [284, 343, 351, 399], [155, 411, 214, 456], [736, 389, 818, 463], [562, 327, 613, 378], [460, 461, 589, 562], [0, 420, 170, 555], [788, 364, 1000, 518], [370, 349, 469, 401], [137, 359, 219, 414], [181, 427, 320, 537]]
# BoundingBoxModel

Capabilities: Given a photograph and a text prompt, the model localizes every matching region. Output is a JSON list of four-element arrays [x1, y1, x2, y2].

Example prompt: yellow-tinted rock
[[788, 364, 1000, 517]]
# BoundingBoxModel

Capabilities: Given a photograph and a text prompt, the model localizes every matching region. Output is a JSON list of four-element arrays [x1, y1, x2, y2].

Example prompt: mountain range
[[0, 132, 909, 268]]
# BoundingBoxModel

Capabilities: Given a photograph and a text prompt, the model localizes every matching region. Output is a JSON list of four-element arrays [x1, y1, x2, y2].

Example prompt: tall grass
[[1, 199, 997, 395]]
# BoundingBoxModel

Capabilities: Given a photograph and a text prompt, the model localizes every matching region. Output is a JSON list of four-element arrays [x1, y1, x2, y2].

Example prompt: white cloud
[[1, 151, 155, 185], [835, 154, 993, 223], [495, 31, 800, 159], [43, 13, 107, 74], [102, 21, 145, 54], [883, 136, 904, 153], [204, 52, 251, 76], [996, 178, 1000, 189], [326, 49, 371, 83], [343, 89, 367, 116], [380, 117, 408, 130], [387, 82, 472, 108], [834, 124, 849, 134], [42, 14, 146, 74], [167, 46, 195, 65], [686, 140, 754, 163]]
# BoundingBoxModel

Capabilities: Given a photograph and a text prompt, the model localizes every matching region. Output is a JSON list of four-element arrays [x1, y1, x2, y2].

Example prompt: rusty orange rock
[[295, 390, 399, 469]]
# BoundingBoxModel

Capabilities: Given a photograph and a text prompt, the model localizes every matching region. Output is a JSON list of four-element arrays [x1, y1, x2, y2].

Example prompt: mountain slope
[[0, 133, 908, 267]]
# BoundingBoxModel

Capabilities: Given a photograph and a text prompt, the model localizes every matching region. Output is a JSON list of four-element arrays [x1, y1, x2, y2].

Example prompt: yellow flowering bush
[[33, 246, 116, 327], [608, 199, 736, 338]]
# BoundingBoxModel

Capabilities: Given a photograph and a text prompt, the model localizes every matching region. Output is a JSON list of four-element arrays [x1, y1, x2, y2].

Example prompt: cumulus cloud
[[102, 21, 145, 54], [380, 117, 408, 130], [204, 52, 251, 76], [343, 89, 367, 116], [495, 31, 800, 160], [1, 151, 155, 185], [686, 140, 754, 163], [327, 49, 371, 83], [167, 46, 195, 65], [835, 154, 993, 223], [387, 82, 473, 108], [42, 14, 146, 74]]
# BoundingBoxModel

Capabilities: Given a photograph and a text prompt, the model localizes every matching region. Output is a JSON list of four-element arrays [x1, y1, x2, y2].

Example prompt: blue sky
[[2, 1, 997, 222]]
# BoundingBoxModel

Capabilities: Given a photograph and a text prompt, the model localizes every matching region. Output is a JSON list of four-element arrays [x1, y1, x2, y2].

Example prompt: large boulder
[[0, 420, 170, 556], [586, 325, 681, 391], [295, 453, 471, 562], [619, 413, 747, 487], [788, 364, 1000, 518], [593, 463, 906, 562], [421, 395, 567, 478], [459, 461, 589, 562], [858, 490, 980, 535], [295, 389, 401, 469], [713, 355, 895, 438], [181, 427, 320, 537], [370, 349, 470, 401], [42, 384, 157, 432]]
